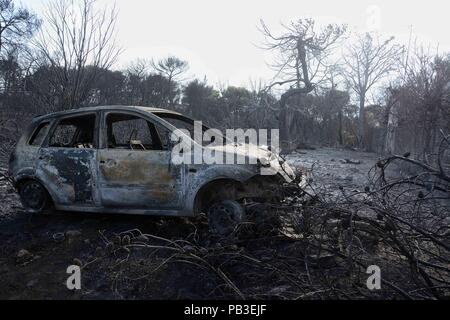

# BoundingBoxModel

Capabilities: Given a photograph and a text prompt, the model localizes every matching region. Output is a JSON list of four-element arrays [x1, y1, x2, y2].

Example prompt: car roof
[[33, 105, 182, 122]]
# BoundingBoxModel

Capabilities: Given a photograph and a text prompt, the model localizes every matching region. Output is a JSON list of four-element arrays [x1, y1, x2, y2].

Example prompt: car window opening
[[106, 113, 170, 151], [29, 121, 50, 146], [49, 114, 96, 149]]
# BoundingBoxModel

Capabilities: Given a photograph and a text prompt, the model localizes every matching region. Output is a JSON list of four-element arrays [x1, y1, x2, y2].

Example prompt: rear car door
[[96, 111, 184, 210], [35, 113, 99, 206]]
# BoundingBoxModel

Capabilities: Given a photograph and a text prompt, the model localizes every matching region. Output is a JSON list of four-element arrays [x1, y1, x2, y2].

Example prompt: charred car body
[[9, 106, 298, 233]]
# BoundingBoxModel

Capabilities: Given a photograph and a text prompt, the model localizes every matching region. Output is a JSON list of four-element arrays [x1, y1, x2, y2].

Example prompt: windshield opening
[[154, 112, 232, 146]]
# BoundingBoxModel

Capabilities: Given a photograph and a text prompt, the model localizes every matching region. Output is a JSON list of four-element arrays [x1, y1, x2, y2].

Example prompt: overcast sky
[[25, 0, 450, 88]]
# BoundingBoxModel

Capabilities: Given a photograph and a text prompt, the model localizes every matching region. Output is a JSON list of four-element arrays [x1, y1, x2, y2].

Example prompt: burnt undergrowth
[[0, 137, 449, 300], [78, 138, 450, 300]]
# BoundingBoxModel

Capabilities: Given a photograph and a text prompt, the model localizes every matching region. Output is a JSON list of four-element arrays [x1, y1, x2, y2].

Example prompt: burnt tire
[[19, 180, 52, 214], [207, 200, 245, 236]]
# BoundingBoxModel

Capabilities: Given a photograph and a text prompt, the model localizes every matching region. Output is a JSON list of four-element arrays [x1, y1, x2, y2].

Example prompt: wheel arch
[[192, 177, 245, 215], [15, 175, 55, 207], [190, 172, 287, 215]]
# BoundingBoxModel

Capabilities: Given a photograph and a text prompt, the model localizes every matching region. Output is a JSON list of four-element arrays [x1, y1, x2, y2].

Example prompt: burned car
[[9, 106, 298, 233]]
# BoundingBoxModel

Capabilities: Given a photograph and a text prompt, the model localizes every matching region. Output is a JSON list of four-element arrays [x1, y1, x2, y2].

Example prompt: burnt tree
[[260, 19, 346, 150]]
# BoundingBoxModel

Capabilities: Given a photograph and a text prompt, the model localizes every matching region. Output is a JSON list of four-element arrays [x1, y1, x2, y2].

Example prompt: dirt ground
[[286, 147, 385, 189], [0, 148, 389, 299]]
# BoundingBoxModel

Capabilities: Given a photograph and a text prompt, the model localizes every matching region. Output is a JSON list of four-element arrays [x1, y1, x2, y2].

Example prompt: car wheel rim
[[21, 182, 46, 211], [208, 202, 242, 234]]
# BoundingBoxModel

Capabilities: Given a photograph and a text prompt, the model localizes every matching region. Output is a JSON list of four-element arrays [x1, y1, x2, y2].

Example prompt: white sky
[[24, 0, 450, 88]]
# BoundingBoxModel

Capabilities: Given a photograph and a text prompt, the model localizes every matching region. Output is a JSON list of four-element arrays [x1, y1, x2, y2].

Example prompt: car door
[[35, 113, 99, 206], [96, 110, 184, 209]]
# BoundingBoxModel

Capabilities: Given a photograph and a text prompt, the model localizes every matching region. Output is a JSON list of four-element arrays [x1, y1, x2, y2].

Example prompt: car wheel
[[19, 180, 51, 213], [207, 200, 245, 235]]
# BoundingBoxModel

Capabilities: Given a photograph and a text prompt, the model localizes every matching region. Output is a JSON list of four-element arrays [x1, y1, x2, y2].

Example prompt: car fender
[[183, 164, 259, 214], [12, 167, 59, 203]]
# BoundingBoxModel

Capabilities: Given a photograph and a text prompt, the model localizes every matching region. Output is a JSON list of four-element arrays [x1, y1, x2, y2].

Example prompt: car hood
[[205, 143, 296, 182]]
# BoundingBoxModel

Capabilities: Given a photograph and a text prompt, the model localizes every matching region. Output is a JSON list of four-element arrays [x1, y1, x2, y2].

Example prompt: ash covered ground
[[0, 148, 420, 299]]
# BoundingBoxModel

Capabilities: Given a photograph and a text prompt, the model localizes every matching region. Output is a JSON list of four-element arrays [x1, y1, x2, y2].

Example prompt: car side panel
[[35, 148, 99, 206], [97, 149, 184, 209]]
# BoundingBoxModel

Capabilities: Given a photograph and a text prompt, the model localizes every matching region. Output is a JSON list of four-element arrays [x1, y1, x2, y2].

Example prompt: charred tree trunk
[[358, 92, 366, 148], [279, 85, 312, 151], [338, 109, 344, 145]]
